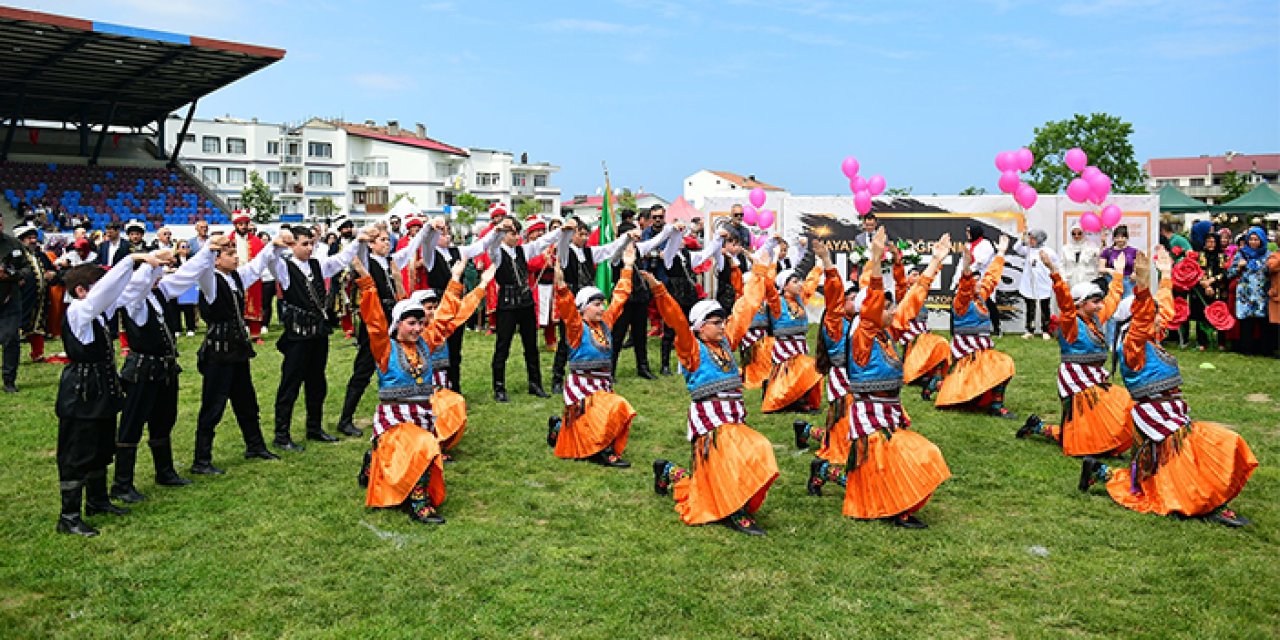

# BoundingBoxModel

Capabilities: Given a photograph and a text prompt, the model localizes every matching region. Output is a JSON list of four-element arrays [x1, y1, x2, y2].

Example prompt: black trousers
[[661, 298, 696, 368], [611, 301, 650, 372], [339, 324, 377, 425], [58, 416, 116, 482], [176, 304, 197, 333], [986, 297, 1002, 335], [195, 360, 268, 463], [1022, 296, 1050, 334], [274, 337, 330, 441], [492, 305, 541, 390], [551, 321, 569, 383], [260, 281, 275, 328], [118, 377, 178, 446], [0, 299, 20, 384], [445, 325, 464, 392]]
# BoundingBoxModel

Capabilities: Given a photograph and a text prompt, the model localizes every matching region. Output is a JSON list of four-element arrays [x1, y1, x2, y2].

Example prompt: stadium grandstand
[[0, 6, 284, 231]]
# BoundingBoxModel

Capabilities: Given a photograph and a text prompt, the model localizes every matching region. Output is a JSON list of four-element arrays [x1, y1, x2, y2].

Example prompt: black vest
[[368, 258, 399, 319], [427, 246, 461, 294], [666, 248, 699, 308], [716, 261, 738, 313], [120, 293, 182, 383], [199, 271, 255, 365], [279, 258, 331, 341], [564, 246, 597, 293], [495, 248, 534, 311], [56, 314, 122, 419]]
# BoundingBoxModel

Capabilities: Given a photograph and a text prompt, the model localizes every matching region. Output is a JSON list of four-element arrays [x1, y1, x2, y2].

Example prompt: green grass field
[[0, 328, 1276, 639]]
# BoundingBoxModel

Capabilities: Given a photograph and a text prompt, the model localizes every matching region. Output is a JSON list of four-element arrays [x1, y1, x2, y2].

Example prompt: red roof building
[[1145, 153, 1280, 204]]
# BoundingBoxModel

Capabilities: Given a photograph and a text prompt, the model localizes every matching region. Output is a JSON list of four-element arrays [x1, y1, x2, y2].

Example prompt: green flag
[[596, 177, 615, 296]]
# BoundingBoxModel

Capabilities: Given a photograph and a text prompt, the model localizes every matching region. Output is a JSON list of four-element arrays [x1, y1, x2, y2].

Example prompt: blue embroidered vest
[[1121, 341, 1183, 399], [569, 320, 613, 372], [845, 330, 904, 393], [682, 337, 742, 401], [773, 296, 808, 337], [1058, 316, 1107, 366], [378, 338, 435, 402], [952, 300, 992, 336], [749, 302, 770, 330], [820, 315, 851, 369]]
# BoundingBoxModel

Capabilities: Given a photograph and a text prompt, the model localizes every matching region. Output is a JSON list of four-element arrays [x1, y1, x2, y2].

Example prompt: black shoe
[[155, 470, 193, 486], [2, 382, 17, 393], [56, 514, 99, 537], [794, 420, 812, 449], [588, 450, 631, 468], [306, 431, 340, 443], [246, 448, 282, 460], [85, 500, 130, 517], [637, 367, 657, 380], [653, 459, 671, 496], [273, 440, 305, 452], [110, 484, 148, 504], [722, 511, 766, 536], [1205, 507, 1251, 528], [891, 513, 928, 529], [1078, 456, 1100, 492], [1017, 414, 1040, 439], [990, 407, 1019, 421], [190, 462, 226, 475], [494, 389, 509, 403], [357, 450, 372, 488], [660, 365, 673, 376], [807, 458, 826, 497], [528, 384, 550, 399], [550, 380, 564, 395], [337, 420, 363, 437], [547, 416, 561, 448], [620, 339, 634, 349], [408, 506, 446, 525]]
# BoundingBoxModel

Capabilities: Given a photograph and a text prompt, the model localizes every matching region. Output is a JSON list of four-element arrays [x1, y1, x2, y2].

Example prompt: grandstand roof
[[0, 7, 285, 128]]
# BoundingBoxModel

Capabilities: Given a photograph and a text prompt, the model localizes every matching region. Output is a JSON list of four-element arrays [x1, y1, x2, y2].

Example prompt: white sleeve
[[689, 233, 724, 267], [557, 230, 575, 268], [635, 225, 674, 256], [65, 258, 140, 344], [590, 233, 632, 265], [1011, 240, 1029, 257], [391, 228, 425, 270], [237, 245, 280, 289], [661, 230, 685, 269], [158, 245, 215, 301], [317, 239, 362, 279], [520, 228, 562, 259], [122, 263, 163, 324], [459, 229, 495, 261]]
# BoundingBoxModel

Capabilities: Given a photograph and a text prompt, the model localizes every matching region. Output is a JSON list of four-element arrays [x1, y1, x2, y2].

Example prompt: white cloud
[[541, 18, 647, 35]]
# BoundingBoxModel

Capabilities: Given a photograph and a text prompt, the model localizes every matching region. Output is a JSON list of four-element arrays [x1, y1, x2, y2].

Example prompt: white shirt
[[213, 242, 280, 303], [66, 258, 149, 345], [665, 228, 724, 270], [1012, 240, 1055, 300], [275, 240, 362, 290], [489, 228, 563, 263], [123, 245, 217, 325], [557, 232, 632, 268]]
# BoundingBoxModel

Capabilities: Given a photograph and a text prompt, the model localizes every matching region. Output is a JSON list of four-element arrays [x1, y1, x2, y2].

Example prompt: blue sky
[[26, 0, 1280, 200]]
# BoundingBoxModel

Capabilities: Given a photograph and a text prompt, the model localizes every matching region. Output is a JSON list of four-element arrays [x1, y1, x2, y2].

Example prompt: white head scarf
[[1070, 282, 1103, 304], [575, 286, 604, 311], [689, 300, 724, 330], [388, 299, 425, 337], [774, 269, 796, 291]]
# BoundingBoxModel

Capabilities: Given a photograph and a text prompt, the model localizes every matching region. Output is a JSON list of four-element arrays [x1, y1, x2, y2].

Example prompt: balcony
[[280, 155, 302, 167], [534, 185, 559, 195], [512, 184, 534, 196], [1181, 185, 1223, 198]]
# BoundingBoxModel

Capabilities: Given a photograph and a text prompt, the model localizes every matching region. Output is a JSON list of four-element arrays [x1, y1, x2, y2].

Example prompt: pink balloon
[[997, 170, 1020, 194], [1015, 183, 1038, 209], [1015, 147, 1034, 172], [1081, 165, 1102, 181], [1064, 148, 1087, 173], [1079, 212, 1102, 233], [1086, 172, 1111, 199], [742, 204, 759, 226], [841, 156, 860, 179], [750, 234, 765, 250], [868, 174, 886, 196], [1100, 204, 1123, 228], [749, 187, 767, 209], [854, 190, 873, 215], [995, 151, 1016, 172], [851, 176, 868, 192], [1088, 191, 1105, 206], [1066, 178, 1091, 203], [757, 209, 775, 229]]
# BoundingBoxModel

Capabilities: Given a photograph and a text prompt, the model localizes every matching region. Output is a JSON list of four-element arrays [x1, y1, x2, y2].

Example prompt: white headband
[[689, 300, 724, 330], [388, 299, 425, 336], [774, 269, 796, 290], [575, 286, 604, 310], [1071, 282, 1103, 304]]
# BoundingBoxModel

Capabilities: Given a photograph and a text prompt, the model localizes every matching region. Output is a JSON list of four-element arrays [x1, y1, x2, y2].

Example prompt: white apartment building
[[683, 169, 788, 209], [159, 116, 560, 221]]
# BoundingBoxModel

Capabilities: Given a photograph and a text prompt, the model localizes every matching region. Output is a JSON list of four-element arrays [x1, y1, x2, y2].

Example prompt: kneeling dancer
[[760, 253, 824, 414], [1079, 249, 1257, 527], [651, 254, 779, 536], [546, 243, 638, 467]]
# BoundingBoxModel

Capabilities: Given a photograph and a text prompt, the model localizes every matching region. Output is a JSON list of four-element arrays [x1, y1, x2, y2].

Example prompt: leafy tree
[[515, 198, 541, 218], [388, 192, 417, 210], [616, 188, 637, 212], [313, 196, 340, 224], [240, 171, 278, 224], [1026, 113, 1144, 195], [1219, 171, 1251, 201], [885, 186, 913, 196], [454, 193, 488, 227], [959, 186, 987, 196]]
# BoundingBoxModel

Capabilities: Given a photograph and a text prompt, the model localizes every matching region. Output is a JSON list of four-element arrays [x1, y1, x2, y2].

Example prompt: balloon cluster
[[841, 156, 885, 216], [741, 187, 776, 250], [994, 148, 1038, 209], [1062, 148, 1121, 232]]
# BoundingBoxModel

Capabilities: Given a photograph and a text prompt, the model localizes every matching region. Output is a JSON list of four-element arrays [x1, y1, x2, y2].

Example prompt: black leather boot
[[357, 449, 372, 488], [336, 419, 363, 437], [85, 472, 130, 516], [494, 381, 509, 403], [56, 482, 98, 537], [191, 429, 226, 475], [110, 446, 148, 503], [150, 438, 192, 486], [275, 423, 305, 451], [659, 345, 673, 376], [636, 364, 657, 380], [550, 377, 564, 395], [528, 382, 550, 398]]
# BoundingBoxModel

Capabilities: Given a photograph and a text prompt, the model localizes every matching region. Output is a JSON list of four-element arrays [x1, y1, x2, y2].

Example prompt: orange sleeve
[[455, 286, 486, 324], [604, 267, 633, 327], [1123, 286, 1155, 371], [652, 283, 699, 371], [1097, 271, 1125, 323], [555, 285, 583, 349], [1155, 276, 1175, 326], [852, 277, 886, 366], [726, 263, 769, 349], [764, 269, 782, 320], [890, 274, 932, 340], [801, 266, 822, 304], [823, 267, 845, 341], [977, 256, 1005, 302], [953, 271, 976, 314], [1051, 273, 1078, 343], [858, 263, 873, 289], [730, 264, 743, 296], [357, 276, 392, 372], [893, 261, 907, 303], [423, 281, 465, 349]]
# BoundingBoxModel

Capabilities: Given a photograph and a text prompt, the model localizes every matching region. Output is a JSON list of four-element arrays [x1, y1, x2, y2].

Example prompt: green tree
[[885, 186, 913, 196], [388, 192, 417, 210], [1026, 112, 1144, 195], [515, 198, 541, 218], [959, 186, 987, 196], [1219, 171, 1251, 201], [454, 193, 488, 227], [313, 196, 340, 224], [240, 171, 278, 224], [616, 188, 637, 212]]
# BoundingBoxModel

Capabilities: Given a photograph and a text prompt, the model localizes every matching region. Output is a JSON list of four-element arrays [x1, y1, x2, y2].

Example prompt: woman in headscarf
[[1191, 228, 1227, 351], [1012, 228, 1055, 339], [1059, 223, 1099, 288], [1227, 226, 1273, 355]]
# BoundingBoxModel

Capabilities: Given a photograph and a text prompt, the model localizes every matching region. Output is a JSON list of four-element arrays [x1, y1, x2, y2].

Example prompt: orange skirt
[[742, 337, 774, 390], [761, 354, 823, 413], [365, 423, 446, 509], [902, 333, 950, 385], [673, 422, 779, 525], [817, 402, 851, 465], [432, 388, 467, 451], [1105, 422, 1257, 517], [935, 348, 1016, 408], [842, 429, 951, 519], [1046, 384, 1134, 457], [555, 391, 636, 460]]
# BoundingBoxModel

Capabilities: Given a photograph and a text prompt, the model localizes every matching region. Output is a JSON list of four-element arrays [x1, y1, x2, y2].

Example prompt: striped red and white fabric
[[373, 401, 434, 439], [431, 369, 449, 389], [771, 335, 809, 364], [950, 334, 993, 360], [826, 366, 851, 402], [1056, 362, 1110, 398], [686, 393, 747, 441], [898, 319, 929, 345], [1131, 396, 1190, 442], [563, 370, 613, 406], [740, 328, 767, 350], [847, 395, 909, 440]]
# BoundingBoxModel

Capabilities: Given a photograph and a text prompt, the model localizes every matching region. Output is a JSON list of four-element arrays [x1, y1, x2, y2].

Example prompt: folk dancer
[[227, 211, 268, 341], [488, 216, 563, 402]]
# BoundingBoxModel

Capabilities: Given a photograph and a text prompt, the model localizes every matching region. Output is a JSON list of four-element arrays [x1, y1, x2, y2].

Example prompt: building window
[[308, 141, 332, 158], [182, 134, 196, 143], [534, 174, 548, 187], [353, 191, 367, 205], [436, 191, 455, 206], [266, 170, 283, 186], [540, 199, 554, 213], [350, 162, 366, 177], [308, 171, 333, 187], [202, 167, 221, 183], [183, 163, 197, 174], [512, 173, 528, 187], [227, 137, 247, 155], [1189, 178, 1205, 187], [202, 136, 220, 154], [227, 197, 242, 210], [476, 172, 500, 187], [435, 162, 453, 178], [227, 168, 247, 185], [373, 161, 389, 177], [267, 141, 280, 155]]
